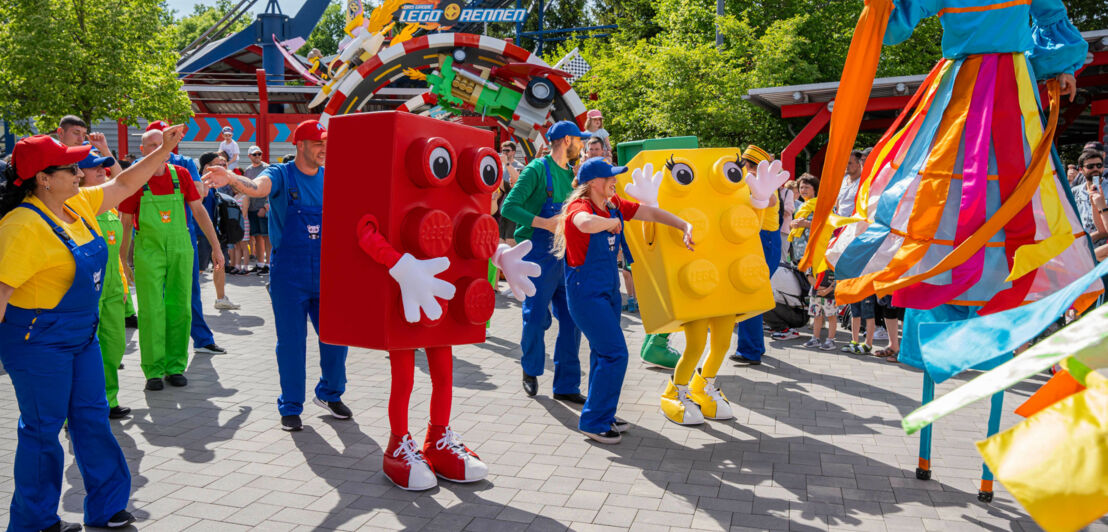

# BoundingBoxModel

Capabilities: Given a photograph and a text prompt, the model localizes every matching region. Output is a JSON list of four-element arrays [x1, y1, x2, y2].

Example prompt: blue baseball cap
[[577, 158, 627, 184], [77, 149, 115, 169], [546, 121, 590, 142]]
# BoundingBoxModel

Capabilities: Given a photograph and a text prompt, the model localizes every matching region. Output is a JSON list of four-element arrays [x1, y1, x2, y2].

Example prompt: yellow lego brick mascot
[[619, 144, 788, 425]]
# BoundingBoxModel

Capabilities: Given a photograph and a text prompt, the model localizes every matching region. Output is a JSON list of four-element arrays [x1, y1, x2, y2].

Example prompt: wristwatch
[[1101, 206, 1108, 213]]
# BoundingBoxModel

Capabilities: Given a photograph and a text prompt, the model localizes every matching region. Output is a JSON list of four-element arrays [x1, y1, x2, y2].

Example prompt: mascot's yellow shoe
[[689, 370, 734, 420], [661, 379, 705, 425]]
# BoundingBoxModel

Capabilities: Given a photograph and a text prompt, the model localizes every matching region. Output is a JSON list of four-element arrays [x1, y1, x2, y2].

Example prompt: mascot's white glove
[[747, 160, 790, 209], [492, 241, 541, 302], [624, 162, 663, 207], [388, 253, 457, 323]]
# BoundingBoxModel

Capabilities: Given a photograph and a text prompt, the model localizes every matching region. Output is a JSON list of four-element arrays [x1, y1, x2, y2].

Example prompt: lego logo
[[679, 259, 719, 297]]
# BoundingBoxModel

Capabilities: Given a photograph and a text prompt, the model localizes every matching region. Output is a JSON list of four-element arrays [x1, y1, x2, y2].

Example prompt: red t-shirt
[[118, 164, 200, 228], [564, 195, 640, 268]]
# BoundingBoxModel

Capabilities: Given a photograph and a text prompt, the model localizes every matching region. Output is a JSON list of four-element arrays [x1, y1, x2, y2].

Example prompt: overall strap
[[143, 164, 181, 194], [612, 206, 634, 266], [18, 203, 95, 251], [285, 166, 303, 206], [542, 158, 555, 198]]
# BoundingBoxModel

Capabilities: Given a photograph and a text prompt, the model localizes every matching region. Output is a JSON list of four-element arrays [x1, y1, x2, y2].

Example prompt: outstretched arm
[[357, 214, 455, 322], [97, 125, 187, 214], [202, 165, 272, 198], [634, 205, 694, 250]]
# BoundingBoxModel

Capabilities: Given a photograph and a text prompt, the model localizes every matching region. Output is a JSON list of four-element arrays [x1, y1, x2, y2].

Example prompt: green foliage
[[0, 0, 194, 134], [168, 0, 252, 54], [304, 0, 348, 57]]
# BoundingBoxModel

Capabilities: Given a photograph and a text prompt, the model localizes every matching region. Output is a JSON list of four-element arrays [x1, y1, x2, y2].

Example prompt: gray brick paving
[[1, 272, 1106, 531]]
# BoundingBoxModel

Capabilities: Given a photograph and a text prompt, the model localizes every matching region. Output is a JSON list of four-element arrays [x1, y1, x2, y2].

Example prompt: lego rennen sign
[[398, 0, 526, 23]]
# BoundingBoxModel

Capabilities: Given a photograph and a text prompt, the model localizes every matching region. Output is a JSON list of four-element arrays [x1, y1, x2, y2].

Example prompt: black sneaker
[[194, 343, 227, 354], [281, 415, 303, 431], [118, 363, 124, 369], [124, 315, 138, 329], [145, 378, 164, 391], [256, 265, 269, 275], [582, 428, 622, 444], [41, 520, 82, 532], [313, 398, 352, 419], [730, 353, 762, 365], [553, 392, 587, 404], [612, 417, 630, 433], [104, 509, 136, 528], [166, 374, 188, 387], [522, 372, 538, 397], [108, 406, 131, 419]]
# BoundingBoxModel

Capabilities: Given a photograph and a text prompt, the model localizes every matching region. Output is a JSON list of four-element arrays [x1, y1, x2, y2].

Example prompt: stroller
[[764, 262, 811, 331]]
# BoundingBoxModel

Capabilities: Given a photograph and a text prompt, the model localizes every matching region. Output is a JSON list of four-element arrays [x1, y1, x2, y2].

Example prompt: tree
[[169, 0, 253, 54], [303, 0, 348, 57], [0, 0, 194, 134]]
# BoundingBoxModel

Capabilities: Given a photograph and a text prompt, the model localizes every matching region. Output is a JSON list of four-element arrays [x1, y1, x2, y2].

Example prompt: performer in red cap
[[203, 120, 350, 432], [0, 126, 187, 531]]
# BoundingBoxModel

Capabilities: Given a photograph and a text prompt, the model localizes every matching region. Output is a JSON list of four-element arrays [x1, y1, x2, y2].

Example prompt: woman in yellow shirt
[[0, 125, 185, 532]]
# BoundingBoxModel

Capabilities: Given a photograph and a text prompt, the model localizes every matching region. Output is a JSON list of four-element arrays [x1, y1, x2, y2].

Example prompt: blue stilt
[[916, 373, 935, 480], [978, 390, 1004, 502]]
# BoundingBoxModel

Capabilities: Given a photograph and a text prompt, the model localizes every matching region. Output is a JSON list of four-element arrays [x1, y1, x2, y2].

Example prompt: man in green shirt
[[500, 121, 588, 401]]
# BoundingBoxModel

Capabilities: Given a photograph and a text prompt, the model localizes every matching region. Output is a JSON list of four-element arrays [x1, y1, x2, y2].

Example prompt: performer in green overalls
[[120, 130, 223, 391], [78, 149, 132, 418]]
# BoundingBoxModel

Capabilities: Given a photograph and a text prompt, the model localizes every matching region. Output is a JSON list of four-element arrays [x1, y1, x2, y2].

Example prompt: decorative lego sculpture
[[617, 143, 786, 425], [320, 111, 538, 491]]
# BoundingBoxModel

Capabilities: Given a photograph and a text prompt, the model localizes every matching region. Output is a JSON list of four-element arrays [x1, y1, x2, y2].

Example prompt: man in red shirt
[[120, 129, 224, 391]]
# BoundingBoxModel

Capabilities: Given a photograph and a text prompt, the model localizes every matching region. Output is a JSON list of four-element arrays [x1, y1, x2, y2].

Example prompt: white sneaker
[[214, 297, 240, 310], [873, 327, 889, 340], [771, 329, 800, 340]]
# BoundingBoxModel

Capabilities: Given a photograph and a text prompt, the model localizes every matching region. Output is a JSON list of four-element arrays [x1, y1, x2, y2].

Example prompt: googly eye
[[478, 155, 499, 186], [407, 137, 456, 188], [669, 161, 694, 186], [429, 147, 452, 180], [459, 147, 501, 194], [723, 161, 743, 183]]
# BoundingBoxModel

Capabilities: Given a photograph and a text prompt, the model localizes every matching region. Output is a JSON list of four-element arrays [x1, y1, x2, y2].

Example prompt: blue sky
[[164, 0, 311, 17]]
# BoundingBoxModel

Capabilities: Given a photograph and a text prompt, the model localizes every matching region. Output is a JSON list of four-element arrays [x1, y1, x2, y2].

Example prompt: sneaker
[[623, 297, 639, 313], [256, 265, 269, 275], [145, 378, 164, 391], [771, 329, 800, 340], [104, 509, 136, 529], [640, 334, 680, 369], [384, 433, 436, 490], [583, 428, 622, 444], [841, 342, 859, 354], [313, 397, 352, 419], [281, 415, 303, 432], [855, 343, 872, 355], [108, 406, 131, 419], [166, 374, 188, 387], [821, 339, 836, 351], [124, 315, 138, 329], [873, 327, 889, 340], [612, 417, 631, 433], [214, 297, 240, 310], [423, 425, 488, 483], [226, 266, 240, 275], [730, 353, 761, 365], [41, 520, 82, 532], [195, 343, 227, 354], [802, 338, 822, 348]]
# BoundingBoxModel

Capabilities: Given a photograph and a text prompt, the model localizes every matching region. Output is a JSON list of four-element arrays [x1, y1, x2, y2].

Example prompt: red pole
[[256, 69, 270, 162], [116, 119, 129, 158], [780, 105, 832, 179]]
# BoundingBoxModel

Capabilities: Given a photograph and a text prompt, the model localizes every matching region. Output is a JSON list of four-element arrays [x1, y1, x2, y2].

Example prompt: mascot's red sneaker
[[423, 425, 488, 483], [383, 433, 436, 491]]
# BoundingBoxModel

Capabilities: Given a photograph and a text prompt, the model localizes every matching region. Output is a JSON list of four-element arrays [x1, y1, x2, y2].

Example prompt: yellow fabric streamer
[[977, 370, 1108, 532]]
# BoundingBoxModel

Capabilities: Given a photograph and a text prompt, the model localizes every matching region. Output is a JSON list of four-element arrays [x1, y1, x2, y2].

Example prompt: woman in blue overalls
[[554, 158, 694, 444], [0, 127, 186, 532]]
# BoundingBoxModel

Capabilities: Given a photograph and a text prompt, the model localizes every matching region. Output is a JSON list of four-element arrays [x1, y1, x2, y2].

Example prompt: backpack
[[215, 191, 245, 245]]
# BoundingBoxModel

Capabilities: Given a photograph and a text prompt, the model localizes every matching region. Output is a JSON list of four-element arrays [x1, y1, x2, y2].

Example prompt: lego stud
[[709, 155, 745, 195], [729, 255, 768, 292], [407, 137, 457, 188], [456, 213, 499, 259], [720, 205, 760, 244], [679, 259, 719, 297], [403, 208, 454, 258], [453, 277, 496, 325], [459, 147, 502, 194], [674, 208, 708, 246]]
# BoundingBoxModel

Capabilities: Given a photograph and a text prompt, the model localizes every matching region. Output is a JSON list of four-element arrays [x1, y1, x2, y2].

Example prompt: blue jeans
[[734, 229, 783, 361]]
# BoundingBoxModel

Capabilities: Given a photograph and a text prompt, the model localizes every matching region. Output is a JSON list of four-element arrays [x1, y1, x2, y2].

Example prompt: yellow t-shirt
[[761, 193, 781, 232], [0, 187, 105, 309]]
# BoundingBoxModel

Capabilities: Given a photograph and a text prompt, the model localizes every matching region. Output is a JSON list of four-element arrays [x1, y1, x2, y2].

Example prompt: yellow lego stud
[[729, 256, 768, 293], [720, 205, 759, 244], [674, 208, 708, 246], [680, 259, 720, 297]]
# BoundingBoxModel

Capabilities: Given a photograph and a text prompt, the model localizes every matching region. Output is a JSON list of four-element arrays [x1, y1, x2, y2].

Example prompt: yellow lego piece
[[616, 148, 775, 333]]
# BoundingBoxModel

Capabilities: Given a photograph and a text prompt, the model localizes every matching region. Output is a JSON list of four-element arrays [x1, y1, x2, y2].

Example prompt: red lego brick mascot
[[320, 111, 540, 491]]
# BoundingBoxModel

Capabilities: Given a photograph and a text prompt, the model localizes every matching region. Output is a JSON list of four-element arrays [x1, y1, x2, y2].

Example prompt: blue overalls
[[734, 228, 782, 361], [520, 159, 582, 394], [565, 202, 633, 433], [268, 168, 348, 416], [0, 204, 130, 531]]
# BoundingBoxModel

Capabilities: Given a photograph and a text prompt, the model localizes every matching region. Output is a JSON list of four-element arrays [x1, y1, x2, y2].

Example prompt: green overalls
[[134, 166, 194, 379], [96, 208, 127, 406]]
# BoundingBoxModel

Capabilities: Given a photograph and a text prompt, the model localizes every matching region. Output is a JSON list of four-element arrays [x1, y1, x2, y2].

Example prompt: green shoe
[[640, 333, 681, 369]]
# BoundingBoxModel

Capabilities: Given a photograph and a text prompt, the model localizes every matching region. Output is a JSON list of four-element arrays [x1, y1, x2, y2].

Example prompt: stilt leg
[[978, 390, 1004, 503], [916, 373, 934, 481]]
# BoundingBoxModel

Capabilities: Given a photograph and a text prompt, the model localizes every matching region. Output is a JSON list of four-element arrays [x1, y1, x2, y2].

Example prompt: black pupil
[[432, 156, 450, 178], [727, 166, 742, 183], [676, 168, 693, 185], [482, 163, 497, 185]]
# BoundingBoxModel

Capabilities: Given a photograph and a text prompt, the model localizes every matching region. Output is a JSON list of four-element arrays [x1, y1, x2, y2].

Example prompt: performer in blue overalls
[[203, 120, 350, 432], [554, 158, 694, 443], [0, 127, 187, 531], [500, 121, 587, 401]]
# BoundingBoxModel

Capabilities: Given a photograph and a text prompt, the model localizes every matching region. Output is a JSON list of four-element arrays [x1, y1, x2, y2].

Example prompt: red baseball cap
[[146, 120, 170, 131], [12, 135, 92, 184], [291, 120, 327, 143]]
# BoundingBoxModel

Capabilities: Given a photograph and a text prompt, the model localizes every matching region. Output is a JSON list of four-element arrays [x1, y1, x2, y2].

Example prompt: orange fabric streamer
[[1014, 369, 1086, 418], [799, 0, 894, 273]]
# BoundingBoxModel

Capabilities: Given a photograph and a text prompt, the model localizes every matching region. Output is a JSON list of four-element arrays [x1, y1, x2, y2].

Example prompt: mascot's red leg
[[422, 346, 488, 483], [383, 349, 435, 491]]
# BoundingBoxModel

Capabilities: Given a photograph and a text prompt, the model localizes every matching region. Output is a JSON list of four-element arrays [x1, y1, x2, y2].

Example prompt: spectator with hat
[[219, 126, 240, 168], [585, 110, 611, 159], [0, 126, 189, 531], [202, 119, 351, 432], [245, 145, 271, 274], [500, 120, 588, 401]]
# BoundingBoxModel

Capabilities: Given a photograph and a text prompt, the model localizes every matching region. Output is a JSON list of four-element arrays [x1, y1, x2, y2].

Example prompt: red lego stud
[[456, 213, 498, 259], [453, 277, 495, 325], [403, 208, 454, 258]]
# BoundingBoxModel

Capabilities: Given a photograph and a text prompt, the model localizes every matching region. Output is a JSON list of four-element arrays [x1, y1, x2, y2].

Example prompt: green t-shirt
[[500, 155, 576, 241]]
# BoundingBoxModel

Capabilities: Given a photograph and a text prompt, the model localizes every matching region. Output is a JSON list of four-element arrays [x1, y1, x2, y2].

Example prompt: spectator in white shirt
[[219, 126, 240, 168]]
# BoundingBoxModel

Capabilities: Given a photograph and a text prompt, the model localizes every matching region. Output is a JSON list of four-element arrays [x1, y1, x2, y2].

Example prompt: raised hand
[[88, 132, 111, 154], [202, 165, 235, 189], [747, 160, 790, 209], [160, 124, 187, 151], [493, 240, 541, 301], [625, 162, 663, 207], [388, 253, 457, 323]]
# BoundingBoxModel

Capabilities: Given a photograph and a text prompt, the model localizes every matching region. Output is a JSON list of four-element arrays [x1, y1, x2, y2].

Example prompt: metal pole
[[715, 0, 723, 48]]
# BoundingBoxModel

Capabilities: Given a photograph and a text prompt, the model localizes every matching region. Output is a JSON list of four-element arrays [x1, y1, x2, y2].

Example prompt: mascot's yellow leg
[[661, 319, 708, 425], [689, 315, 737, 420]]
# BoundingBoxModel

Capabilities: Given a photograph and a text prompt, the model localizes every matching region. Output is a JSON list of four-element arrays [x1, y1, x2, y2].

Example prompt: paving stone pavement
[[1, 271, 1106, 532]]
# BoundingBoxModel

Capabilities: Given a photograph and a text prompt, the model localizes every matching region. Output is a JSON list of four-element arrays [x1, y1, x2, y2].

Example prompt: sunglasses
[[249, 153, 261, 156], [46, 164, 81, 175], [1085, 163, 1104, 169], [500, 149, 513, 154]]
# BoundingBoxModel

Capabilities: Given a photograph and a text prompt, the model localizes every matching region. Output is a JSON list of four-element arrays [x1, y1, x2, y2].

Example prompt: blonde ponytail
[[551, 180, 590, 259]]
